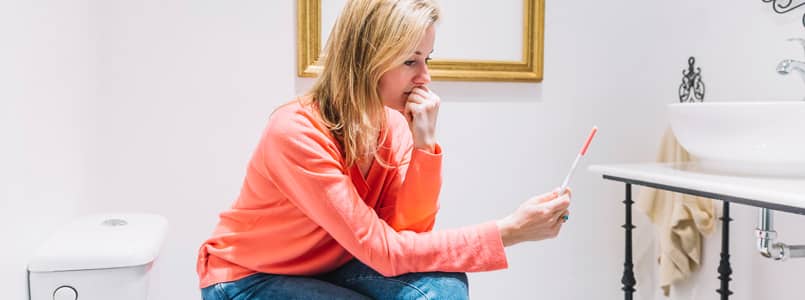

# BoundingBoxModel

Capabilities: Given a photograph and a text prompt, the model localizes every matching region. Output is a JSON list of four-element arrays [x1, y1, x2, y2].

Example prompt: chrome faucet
[[777, 38, 805, 85], [777, 59, 805, 76]]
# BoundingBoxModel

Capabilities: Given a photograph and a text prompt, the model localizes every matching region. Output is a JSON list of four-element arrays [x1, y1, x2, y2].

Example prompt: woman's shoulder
[[266, 96, 333, 141], [269, 96, 308, 120], [259, 96, 345, 169]]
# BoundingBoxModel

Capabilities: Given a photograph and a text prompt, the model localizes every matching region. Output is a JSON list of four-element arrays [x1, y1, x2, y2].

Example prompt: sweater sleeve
[[375, 129, 442, 233], [262, 115, 507, 277]]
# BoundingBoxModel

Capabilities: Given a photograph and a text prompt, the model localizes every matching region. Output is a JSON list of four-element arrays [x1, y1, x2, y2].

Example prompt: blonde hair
[[308, 0, 440, 167]]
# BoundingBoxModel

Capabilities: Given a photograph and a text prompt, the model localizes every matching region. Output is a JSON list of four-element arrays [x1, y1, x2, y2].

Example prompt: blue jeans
[[200, 259, 469, 300]]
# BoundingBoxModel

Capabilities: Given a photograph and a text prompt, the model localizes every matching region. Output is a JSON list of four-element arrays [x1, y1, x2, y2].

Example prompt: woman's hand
[[404, 86, 440, 153], [496, 188, 572, 247]]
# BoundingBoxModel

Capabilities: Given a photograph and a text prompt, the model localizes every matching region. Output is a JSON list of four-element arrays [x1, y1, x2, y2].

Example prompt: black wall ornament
[[679, 57, 705, 103], [762, 0, 805, 28]]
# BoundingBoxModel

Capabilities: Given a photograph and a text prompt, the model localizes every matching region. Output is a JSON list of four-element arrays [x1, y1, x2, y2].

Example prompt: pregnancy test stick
[[558, 126, 598, 195]]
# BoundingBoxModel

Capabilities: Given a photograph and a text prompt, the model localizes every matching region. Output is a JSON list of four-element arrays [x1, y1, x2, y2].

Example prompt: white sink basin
[[669, 102, 805, 178]]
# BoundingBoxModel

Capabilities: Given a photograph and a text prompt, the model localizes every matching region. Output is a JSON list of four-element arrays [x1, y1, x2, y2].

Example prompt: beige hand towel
[[637, 127, 717, 297]]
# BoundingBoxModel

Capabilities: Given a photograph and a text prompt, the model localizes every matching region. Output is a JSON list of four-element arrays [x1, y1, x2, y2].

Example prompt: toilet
[[27, 213, 168, 300]]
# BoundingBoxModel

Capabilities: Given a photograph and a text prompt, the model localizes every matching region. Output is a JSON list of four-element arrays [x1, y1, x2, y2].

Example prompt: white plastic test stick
[[558, 126, 598, 195]]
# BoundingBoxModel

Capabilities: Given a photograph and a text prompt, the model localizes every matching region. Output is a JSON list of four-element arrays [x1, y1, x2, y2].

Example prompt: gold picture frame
[[297, 0, 545, 82]]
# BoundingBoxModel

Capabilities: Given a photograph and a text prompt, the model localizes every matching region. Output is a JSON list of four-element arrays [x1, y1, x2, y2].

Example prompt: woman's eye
[[404, 60, 416, 66]]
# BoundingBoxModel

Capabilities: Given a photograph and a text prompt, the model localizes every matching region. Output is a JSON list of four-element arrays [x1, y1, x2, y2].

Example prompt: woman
[[197, 0, 571, 299]]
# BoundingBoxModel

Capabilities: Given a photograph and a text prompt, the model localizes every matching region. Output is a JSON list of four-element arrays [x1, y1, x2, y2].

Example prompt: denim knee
[[200, 284, 227, 300], [418, 272, 469, 300], [388, 272, 468, 300]]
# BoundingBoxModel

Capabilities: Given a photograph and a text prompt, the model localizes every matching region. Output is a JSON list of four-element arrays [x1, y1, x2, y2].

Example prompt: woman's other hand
[[404, 86, 440, 153], [496, 188, 572, 247]]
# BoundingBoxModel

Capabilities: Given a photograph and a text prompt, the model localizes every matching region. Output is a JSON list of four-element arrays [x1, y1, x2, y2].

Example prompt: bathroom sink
[[668, 102, 805, 178]]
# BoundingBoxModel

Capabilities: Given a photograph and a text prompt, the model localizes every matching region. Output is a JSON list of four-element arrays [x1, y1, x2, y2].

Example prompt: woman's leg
[[201, 272, 372, 300], [319, 259, 469, 300]]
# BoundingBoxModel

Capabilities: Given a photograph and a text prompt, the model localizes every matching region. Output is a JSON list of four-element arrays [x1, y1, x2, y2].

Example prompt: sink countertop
[[589, 163, 805, 213]]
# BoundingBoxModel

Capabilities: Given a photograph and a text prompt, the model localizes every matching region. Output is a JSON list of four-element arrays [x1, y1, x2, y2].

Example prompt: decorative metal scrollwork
[[762, 0, 805, 27], [679, 57, 705, 103]]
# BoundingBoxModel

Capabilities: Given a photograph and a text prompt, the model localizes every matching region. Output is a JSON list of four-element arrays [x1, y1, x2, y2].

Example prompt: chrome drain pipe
[[755, 208, 805, 261]]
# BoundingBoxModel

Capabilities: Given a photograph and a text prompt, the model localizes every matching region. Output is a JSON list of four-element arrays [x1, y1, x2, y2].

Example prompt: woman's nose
[[413, 64, 431, 85]]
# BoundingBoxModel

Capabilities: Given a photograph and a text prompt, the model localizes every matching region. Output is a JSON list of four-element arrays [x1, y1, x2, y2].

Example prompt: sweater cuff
[[413, 143, 441, 155], [410, 144, 442, 169], [478, 220, 509, 271]]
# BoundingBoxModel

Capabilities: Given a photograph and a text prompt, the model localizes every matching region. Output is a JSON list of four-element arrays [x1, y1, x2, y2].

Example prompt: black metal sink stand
[[609, 177, 733, 299]]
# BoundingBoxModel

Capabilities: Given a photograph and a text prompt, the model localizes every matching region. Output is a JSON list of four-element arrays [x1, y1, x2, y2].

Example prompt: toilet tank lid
[[27, 213, 169, 272]]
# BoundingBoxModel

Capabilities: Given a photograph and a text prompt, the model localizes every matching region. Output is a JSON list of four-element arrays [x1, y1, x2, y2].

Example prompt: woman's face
[[378, 25, 435, 112]]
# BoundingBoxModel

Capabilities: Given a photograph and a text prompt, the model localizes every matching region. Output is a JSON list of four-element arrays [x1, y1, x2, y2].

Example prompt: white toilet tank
[[28, 213, 168, 300]]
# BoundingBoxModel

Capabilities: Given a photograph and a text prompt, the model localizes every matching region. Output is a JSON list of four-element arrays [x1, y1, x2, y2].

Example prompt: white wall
[[0, 1, 93, 299], [84, 1, 296, 299], [4, 0, 805, 299]]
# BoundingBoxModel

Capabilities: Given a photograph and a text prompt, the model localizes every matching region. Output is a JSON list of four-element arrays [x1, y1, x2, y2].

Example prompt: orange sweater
[[197, 99, 507, 288]]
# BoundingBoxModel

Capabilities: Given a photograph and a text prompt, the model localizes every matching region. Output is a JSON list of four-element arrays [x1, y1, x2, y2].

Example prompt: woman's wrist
[[496, 217, 516, 247], [414, 141, 436, 153]]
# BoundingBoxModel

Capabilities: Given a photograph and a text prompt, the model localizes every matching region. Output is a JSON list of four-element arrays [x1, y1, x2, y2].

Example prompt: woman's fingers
[[404, 85, 440, 151], [562, 187, 573, 199], [408, 87, 440, 106], [556, 209, 570, 223], [407, 89, 438, 110], [544, 194, 571, 212], [406, 91, 426, 104], [528, 190, 559, 206], [410, 85, 431, 97], [405, 101, 424, 116], [504, 189, 574, 245]]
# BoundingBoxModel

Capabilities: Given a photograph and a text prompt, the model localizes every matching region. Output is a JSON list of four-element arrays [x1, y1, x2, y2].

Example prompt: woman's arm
[[375, 118, 442, 233], [262, 117, 507, 277]]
